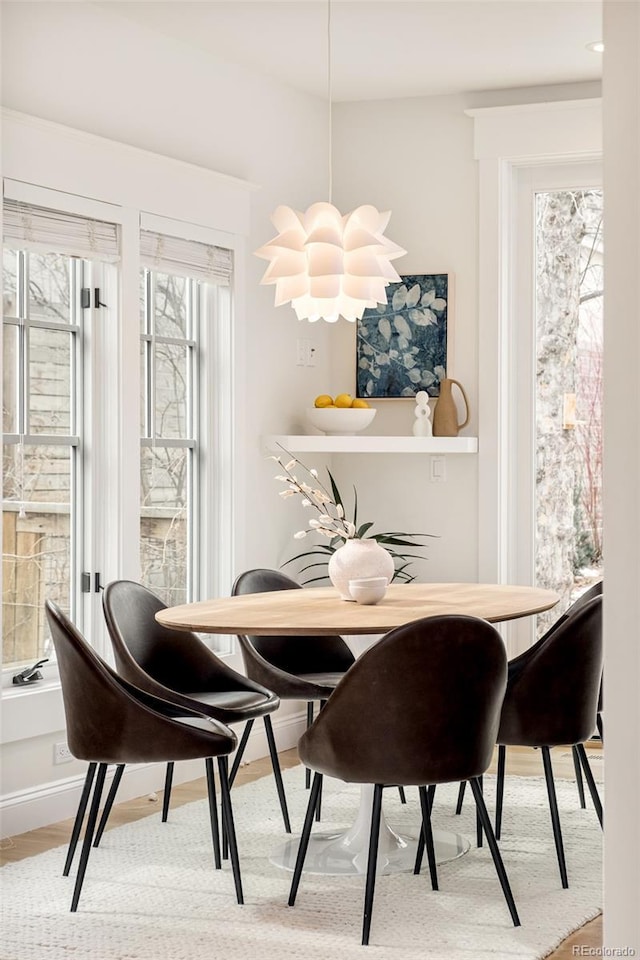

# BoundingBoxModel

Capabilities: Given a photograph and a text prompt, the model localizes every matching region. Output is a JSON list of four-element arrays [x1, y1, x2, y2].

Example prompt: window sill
[[1, 680, 65, 745]]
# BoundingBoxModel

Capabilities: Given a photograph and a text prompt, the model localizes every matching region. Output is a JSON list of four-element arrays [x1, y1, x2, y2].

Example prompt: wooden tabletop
[[156, 582, 559, 636]]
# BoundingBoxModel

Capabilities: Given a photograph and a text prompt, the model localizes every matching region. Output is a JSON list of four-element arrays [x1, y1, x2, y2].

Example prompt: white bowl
[[306, 406, 376, 436], [348, 576, 388, 605]]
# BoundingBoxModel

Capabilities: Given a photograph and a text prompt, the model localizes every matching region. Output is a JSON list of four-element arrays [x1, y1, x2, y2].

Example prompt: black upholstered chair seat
[[231, 569, 358, 811], [102, 580, 292, 834], [45, 600, 243, 913], [295, 671, 346, 689], [290, 614, 520, 945], [163, 687, 277, 719], [231, 570, 355, 703], [493, 594, 603, 889]]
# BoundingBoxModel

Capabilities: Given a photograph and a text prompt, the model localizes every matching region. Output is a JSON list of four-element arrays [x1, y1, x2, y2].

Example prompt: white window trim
[[1, 110, 254, 729]]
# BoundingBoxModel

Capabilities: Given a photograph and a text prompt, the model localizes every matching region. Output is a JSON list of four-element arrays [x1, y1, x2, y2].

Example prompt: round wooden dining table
[[157, 581, 559, 877]]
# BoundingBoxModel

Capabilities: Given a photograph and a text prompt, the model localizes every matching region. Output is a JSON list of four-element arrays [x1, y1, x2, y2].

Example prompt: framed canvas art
[[356, 274, 449, 399]]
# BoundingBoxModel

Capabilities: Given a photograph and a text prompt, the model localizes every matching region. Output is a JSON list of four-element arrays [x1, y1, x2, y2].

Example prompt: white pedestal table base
[[270, 783, 470, 876]]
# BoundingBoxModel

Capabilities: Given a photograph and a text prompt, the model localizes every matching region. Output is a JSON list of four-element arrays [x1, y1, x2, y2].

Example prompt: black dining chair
[[45, 600, 243, 912], [101, 580, 291, 835], [231, 568, 360, 807], [288, 614, 520, 946], [455, 579, 604, 818], [493, 595, 603, 888]]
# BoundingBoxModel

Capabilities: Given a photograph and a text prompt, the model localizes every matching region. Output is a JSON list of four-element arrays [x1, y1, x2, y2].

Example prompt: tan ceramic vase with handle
[[432, 378, 470, 437]]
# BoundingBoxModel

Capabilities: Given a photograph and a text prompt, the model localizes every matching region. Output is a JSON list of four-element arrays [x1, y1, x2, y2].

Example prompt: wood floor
[[1, 743, 603, 958]]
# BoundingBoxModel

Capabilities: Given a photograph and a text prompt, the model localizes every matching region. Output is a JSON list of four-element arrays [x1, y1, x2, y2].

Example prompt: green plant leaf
[[300, 573, 332, 585], [297, 560, 336, 575], [357, 521, 374, 538], [281, 547, 335, 566], [374, 535, 424, 547], [327, 469, 344, 511]]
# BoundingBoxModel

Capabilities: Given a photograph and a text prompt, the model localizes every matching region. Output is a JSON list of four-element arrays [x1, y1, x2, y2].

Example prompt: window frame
[[139, 267, 200, 607], [2, 248, 86, 666], [2, 185, 241, 685]]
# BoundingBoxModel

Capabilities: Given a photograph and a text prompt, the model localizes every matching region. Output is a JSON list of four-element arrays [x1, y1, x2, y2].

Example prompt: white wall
[[0, 1, 333, 827], [329, 93, 479, 581], [602, 0, 640, 949], [330, 87, 597, 585]]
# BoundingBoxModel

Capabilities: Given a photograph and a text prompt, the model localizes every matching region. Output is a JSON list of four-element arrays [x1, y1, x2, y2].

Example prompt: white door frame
[[467, 98, 602, 657]]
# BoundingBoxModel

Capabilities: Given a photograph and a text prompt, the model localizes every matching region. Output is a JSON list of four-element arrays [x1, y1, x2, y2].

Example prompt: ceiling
[[108, 0, 603, 102]]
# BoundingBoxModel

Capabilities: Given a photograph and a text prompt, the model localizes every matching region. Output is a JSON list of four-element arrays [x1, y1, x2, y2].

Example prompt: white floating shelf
[[264, 435, 478, 454]]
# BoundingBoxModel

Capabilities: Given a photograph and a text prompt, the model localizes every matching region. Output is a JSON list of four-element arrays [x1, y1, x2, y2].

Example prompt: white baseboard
[[0, 709, 307, 838]]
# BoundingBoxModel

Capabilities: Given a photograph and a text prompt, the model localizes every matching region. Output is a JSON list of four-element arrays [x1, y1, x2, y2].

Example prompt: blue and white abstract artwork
[[356, 274, 449, 399]]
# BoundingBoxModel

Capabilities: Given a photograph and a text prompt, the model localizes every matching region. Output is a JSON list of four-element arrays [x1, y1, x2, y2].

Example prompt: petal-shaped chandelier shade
[[255, 201, 406, 323]]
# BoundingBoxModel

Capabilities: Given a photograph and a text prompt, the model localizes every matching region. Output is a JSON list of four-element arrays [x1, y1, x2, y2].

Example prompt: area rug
[[1, 767, 602, 960]]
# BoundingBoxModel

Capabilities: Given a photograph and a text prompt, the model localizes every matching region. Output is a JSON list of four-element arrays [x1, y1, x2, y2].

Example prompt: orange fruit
[[351, 399, 370, 408], [335, 393, 353, 408], [314, 395, 334, 408]]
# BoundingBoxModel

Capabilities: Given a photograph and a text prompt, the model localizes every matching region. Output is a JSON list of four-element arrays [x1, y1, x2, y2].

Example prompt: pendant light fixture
[[255, 1, 406, 323]]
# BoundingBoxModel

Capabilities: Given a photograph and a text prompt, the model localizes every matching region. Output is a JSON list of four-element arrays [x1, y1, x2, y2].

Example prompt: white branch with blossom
[[271, 453, 357, 542]]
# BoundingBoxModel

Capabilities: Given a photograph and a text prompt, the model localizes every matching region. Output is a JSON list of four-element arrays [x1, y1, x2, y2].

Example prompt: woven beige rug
[[1, 766, 602, 959]]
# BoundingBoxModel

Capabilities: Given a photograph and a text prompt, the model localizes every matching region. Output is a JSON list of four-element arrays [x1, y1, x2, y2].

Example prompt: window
[[138, 227, 234, 621], [2, 248, 83, 666], [139, 269, 200, 606], [2, 198, 235, 673]]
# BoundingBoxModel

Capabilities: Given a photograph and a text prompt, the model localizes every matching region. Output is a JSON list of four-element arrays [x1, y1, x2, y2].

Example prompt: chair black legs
[[541, 745, 569, 888], [263, 714, 292, 833], [495, 745, 506, 839], [71, 762, 108, 911], [572, 745, 586, 808], [305, 702, 314, 789], [288, 772, 323, 908], [476, 774, 484, 847], [575, 742, 603, 828], [161, 761, 175, 822], [292, 775, 518, 944], [93, 763, 126, 847], [65, 756, 242, 911], [228, 719, 255, 786], [362, 784, 383, 946], [455, 780, 466, 814], [63, 762, 97, 876], [314, 701, 327, 821], [218, 756, 244, 905], [227, 715, 290, 835], [205, 757, 222, 869], [469, 777, 520, 927], [413, 783, 436, 876], [416, 785, 438, 890]]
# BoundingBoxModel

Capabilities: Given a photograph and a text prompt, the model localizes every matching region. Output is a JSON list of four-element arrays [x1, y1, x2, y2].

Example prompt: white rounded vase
[[328, 538, 395, 601]]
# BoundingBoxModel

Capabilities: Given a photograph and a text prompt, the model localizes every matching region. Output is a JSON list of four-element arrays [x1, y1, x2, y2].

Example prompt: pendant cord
[[327, 0, 332, 204]]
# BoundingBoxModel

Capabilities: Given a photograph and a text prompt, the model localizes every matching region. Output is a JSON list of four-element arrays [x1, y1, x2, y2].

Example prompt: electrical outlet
[[429, 456, 447, 483], [53, 741, 73, 764], [296, 338, 308, 366], [307, 340, 317, 366]]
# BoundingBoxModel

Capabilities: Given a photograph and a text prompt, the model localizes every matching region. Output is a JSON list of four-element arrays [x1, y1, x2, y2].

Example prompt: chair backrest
[[499, 595, 603, 747], [102, 580, 244, 695], [508, 579, 603, 674], [45, 600, 234, 764], [232, 568, 355, 674], [557, 579, 602, 626], [297, 614, 507, 786]]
